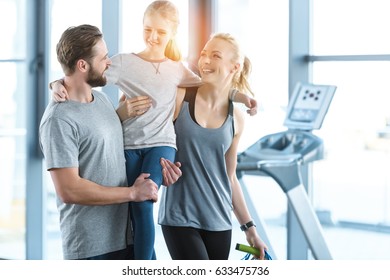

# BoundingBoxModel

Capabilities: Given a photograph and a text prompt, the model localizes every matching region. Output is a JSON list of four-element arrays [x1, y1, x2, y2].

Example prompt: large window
[[311, 0, 390, 226], [48, 0, 102, 87], [0, 0, 27, 260], [215, 0, 289, 149], [312, 0, 390, 55]]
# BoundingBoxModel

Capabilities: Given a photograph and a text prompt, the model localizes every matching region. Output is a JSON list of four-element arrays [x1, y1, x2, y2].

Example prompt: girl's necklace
[[150, 62, 161, 74]]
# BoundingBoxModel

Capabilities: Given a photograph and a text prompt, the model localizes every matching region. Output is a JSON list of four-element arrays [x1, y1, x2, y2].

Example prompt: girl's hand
[[245, 97, 258, 116], [51, 80, 69, 102], [231, 91, 258, 116], [116, 95, 152, 122]]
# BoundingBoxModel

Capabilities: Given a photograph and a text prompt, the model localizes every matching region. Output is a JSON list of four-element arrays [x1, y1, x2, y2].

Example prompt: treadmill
[[237, 82, 336, 260]]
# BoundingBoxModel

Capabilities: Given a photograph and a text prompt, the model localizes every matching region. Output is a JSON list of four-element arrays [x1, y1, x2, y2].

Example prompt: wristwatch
[[240, 220, 256, 231]]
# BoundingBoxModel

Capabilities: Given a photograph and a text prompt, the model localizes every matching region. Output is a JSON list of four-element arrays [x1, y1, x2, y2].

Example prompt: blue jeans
[[125, 146, 176, 260]]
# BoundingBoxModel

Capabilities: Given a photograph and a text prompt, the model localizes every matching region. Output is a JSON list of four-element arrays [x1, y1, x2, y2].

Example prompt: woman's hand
[[116, 95, 152, 122], [245, 227, 268, 260]]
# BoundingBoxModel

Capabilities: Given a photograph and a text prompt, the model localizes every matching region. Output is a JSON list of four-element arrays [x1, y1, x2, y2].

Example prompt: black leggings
[[161, 225, 232, 260]]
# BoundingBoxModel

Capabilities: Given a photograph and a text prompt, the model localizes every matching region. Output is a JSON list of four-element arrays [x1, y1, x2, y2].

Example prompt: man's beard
[[86, 66, 107, 87]]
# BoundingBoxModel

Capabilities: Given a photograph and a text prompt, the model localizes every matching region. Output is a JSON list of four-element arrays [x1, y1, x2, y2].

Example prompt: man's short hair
[[56, 24, 103, 75]]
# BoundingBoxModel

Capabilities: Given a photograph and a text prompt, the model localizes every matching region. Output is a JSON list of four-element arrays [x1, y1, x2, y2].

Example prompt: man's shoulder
[[41, 101, 66, 120], [92, 90, 113, 106], [92, 90, 105, 99], [40, 101, 74, 129]]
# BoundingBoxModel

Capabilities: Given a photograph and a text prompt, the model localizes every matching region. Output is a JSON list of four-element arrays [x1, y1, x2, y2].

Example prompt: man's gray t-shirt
[[39, 90, 130, 259]]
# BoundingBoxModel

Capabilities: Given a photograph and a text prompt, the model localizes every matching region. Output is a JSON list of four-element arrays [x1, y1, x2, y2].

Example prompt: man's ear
[[76, 59, 89, 72]]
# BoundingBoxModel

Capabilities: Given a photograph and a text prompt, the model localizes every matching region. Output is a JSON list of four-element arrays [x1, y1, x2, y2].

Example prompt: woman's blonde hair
[[210, 33, 254, 96], [144, 0, 182, 61]]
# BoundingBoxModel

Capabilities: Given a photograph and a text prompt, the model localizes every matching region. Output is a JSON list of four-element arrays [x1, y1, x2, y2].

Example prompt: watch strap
[[240, 220, 256, 231]]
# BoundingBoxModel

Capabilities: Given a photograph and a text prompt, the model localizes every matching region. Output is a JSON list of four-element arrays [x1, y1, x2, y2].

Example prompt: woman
[[158, 33, 267, 260]]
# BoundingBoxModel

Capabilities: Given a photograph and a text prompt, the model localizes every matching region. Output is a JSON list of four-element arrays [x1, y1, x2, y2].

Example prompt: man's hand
[[116, 95, 152, 122], [131, 173, 158, 202], [160, 158, 182, 186]]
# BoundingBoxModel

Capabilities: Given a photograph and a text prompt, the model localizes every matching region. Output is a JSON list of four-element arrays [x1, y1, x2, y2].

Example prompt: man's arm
[[160, 158, 182, 186], [49, 167, 158, 205]]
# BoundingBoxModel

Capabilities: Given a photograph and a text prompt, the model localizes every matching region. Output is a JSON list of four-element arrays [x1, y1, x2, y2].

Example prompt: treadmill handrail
[[237, 158, 300, 171]]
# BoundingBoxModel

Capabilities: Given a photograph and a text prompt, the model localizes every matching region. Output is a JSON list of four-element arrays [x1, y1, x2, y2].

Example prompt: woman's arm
[[225, 107, 268, 259]]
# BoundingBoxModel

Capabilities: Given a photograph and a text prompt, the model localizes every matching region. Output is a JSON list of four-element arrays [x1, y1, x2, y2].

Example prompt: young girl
[[51, 1, 256, 260]]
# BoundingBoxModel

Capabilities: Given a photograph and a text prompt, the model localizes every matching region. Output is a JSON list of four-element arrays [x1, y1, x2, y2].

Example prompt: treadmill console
[[238, 82, 336, 165], [284, 83, 336, 130]]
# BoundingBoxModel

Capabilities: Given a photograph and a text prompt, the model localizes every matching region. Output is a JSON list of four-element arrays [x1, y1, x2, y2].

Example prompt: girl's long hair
[[144, 1, 182, 61]]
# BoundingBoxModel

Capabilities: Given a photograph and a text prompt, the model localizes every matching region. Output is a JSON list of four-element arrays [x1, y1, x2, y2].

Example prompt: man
[[39, 24, 180, 260]]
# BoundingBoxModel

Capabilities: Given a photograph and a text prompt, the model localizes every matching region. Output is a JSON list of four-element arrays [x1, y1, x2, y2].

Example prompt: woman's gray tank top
[[158, 87, 235, 231]]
